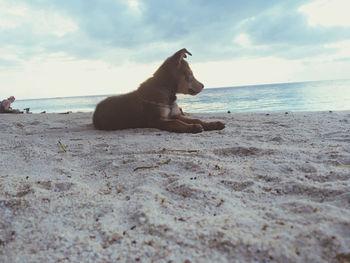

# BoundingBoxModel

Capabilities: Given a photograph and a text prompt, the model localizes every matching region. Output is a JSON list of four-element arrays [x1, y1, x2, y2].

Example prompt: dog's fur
[[93, 49, 225, 133]]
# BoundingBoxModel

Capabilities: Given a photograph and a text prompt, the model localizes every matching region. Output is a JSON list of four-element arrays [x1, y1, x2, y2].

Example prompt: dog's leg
[[175, 115, 225, 131], [155, 119, 203, 133]]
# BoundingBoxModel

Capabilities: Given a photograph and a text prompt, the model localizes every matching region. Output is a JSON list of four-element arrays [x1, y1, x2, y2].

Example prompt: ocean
[[12, 79, 350, 114]]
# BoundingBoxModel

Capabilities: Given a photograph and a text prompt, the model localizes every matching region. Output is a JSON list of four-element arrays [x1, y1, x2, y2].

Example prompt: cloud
[[241, 6, 350, 45], [1, 0, 350, 66], [299, 0, 350, 27], [0, 57, 18, 68]]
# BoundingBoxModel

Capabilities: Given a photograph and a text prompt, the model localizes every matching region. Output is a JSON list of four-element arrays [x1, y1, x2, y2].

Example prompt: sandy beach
[[0, 111, 349, 262]]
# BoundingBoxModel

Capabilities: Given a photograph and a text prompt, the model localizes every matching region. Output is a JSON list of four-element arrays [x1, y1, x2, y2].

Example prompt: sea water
[[12, 79, 350, 114]]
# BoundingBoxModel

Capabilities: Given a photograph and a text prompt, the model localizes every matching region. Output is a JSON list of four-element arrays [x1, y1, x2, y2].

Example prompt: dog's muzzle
[[188, 88, 197, 95], [189, 88, 203, 95]]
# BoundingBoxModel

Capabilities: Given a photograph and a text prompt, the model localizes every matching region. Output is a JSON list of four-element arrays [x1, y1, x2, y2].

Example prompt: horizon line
[[14, 78, 349, 101]]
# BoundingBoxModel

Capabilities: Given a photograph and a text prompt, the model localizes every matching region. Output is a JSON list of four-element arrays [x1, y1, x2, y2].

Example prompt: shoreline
[[4, 108, 350, 116], [1, 111, 349, 262], [10, 79, 350, 115]]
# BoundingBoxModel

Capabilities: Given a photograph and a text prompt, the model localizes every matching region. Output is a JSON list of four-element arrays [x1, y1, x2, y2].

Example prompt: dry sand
[[0, 111, 349, 263]]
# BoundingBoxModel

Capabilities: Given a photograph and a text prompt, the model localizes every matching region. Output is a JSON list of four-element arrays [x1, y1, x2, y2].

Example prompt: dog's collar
[[137, 92, 176, 108]]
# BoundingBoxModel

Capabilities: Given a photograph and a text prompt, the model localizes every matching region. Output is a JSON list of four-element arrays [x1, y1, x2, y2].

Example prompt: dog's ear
[[172, 48, 192, 66]]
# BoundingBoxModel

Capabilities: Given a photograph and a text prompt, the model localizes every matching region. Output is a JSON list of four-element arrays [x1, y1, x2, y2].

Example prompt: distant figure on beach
[[0, 96, 23, 114]]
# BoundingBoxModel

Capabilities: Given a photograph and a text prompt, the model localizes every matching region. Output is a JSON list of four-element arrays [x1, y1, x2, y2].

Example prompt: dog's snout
[[196, 81, 204, 91], [188, 81, 204, 95]]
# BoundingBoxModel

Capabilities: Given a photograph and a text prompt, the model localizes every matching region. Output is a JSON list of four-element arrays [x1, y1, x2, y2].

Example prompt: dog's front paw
[[204, 121, 225, 131], [189, 124, 204, 133]]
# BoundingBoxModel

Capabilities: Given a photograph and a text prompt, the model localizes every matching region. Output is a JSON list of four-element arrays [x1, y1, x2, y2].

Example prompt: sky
[[1, 0, 350, 99]]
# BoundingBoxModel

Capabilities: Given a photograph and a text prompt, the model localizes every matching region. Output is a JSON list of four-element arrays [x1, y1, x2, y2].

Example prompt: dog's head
[[164, 49, 204, 95]]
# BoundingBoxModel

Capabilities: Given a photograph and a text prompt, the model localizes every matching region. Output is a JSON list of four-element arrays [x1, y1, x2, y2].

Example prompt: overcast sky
[[1, 0, 350, 99]]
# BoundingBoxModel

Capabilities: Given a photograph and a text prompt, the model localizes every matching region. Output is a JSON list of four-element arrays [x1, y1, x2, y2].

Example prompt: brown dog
[[93, 49, 225, 133]]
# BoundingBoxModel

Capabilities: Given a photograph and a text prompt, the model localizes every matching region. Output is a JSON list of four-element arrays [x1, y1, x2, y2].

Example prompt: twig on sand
[[134, 159, 171, 172], [337, 165, 350, 168], [58, 140, 67, 152], [134, 165, 159, 171], [161, 148, 198, 153]]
